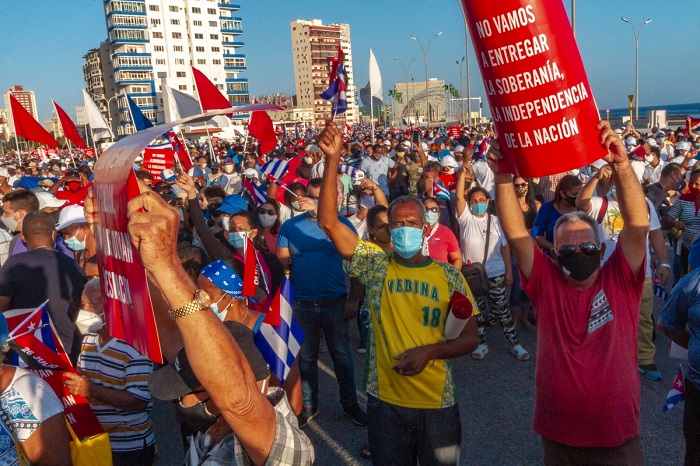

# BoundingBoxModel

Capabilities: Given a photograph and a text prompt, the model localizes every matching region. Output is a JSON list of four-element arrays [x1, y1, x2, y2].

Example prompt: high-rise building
[[90, 0, 250, 138], [3, 85, 38, 137], [290, 19, 357, 126], [83, 42, 114, 129]]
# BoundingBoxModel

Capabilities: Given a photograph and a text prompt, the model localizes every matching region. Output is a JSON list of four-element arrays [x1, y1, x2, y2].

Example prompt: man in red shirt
[[489, 121, 649, 464]]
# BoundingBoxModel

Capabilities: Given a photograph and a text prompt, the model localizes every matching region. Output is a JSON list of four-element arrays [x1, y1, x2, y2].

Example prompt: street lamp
[[395, 57, 415, 129], [456, 57, 465, 124], [409, 31, 442, 127], [621, 17, 652, 121]]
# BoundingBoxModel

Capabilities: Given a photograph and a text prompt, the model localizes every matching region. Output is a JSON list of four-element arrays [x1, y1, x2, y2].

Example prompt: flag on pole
[[82, 89, 113, 141], [432, 180, 452, 201], [685, 115, 700, 136], [243, 180, 267, 207], [261, 159, 289, 180], [52, 101, 87, 149], [369, 48, 383, 104], [9, 95, 58, 147], [126, 94, 154, 131], [663, 366, 685, 413], [253, 278, 305, 384], [338, 163, 357, 177], [320, 46, 348, 116], [191, 66, 232, 116], [248, 99, 277, 155]]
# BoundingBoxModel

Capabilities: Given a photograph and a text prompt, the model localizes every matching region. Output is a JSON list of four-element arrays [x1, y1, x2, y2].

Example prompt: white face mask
[[76, 310, 104, 335], [223, 165, 234, 174], [656, 138, 665, 145], [1, 213, 19, 232], [303, 156, 313, 165], [645, 154, 655, 163]]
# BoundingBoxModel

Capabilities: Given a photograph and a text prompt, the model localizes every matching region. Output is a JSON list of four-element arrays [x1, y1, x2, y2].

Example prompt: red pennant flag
[[191, 66, 232, 117], [249, 99, 277, 155], [242, 237, 259, 297], [52, 100, 87, 149], [9, 94, 58, 147], [263, 283, 281, 326]]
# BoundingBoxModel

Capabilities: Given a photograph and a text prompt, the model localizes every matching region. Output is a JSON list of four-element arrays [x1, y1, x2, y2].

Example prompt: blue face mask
[[210, 294, 230, 321], [425, 210, 439, 226], [391, 226, 424, 259], [65, 227, 86, 251], [227, 231, 248, 249], [470, 203, 488, 216]]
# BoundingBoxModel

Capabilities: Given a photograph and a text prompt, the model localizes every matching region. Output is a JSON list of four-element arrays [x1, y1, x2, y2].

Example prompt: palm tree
[[443, 84, 459, 99], [388, 89, 403, 104]]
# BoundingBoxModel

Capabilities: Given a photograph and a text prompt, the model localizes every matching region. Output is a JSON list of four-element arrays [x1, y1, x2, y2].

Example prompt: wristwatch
[[659, 263, 671, 269], [169, 289, 211, 320]]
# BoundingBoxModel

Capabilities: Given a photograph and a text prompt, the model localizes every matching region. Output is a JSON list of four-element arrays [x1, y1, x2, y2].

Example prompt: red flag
[[191, 66, 232, 117], [685, 116, 700, 135], [242, 237, 259, 297], [249, 99, 277, 155], [53, 100, 87, 148], [165, 130, 192, 171], [9, 94, 58, 147], [263, 283, 281, 326]]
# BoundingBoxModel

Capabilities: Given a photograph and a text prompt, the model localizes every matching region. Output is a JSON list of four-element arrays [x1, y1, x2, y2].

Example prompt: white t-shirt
[[630, 160, 646, 184], [360, 156, 395, 196], [643, 161, 665, 185], [278, 203, 305, 225], [456, 209, 507, 277], [347, 214, 368, 241], [214, 173, 242, 195]]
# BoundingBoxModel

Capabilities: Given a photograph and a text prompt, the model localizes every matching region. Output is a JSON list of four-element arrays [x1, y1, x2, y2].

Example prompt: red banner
[[142, 148, 175, 183], [449, 126, 461, 138], [461, 0, 606, 176], [84, 148, 95, 158]]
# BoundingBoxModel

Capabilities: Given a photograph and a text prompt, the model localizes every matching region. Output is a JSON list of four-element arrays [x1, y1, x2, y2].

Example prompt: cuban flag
[[653, 276, 669, 301], [338, 163, 357, 177], [261, 159, 289, 181], [320, 47, 348, 116], [432, 180, 452, 201], [254, 278, 305, 385], [243, 180, 267, 207], [663, 366, 685, 413]]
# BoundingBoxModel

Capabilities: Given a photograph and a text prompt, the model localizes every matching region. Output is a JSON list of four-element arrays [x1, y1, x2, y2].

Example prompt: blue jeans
[[294, 298, 358, 409], [367, 395, 461, 466]]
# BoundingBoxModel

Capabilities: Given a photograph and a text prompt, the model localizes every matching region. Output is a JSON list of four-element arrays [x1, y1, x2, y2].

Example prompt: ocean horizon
[[600, 102, 700, 119]]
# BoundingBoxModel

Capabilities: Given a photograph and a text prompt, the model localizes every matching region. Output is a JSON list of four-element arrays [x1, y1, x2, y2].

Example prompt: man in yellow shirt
[[317, 121, 480, 465]]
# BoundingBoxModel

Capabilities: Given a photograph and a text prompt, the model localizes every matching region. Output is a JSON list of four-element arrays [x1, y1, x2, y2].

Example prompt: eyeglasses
[[258, 208, 276, 215], [425, 206, 440, 213], [556, 242, 599, 259], [514, 183, 528, 188]]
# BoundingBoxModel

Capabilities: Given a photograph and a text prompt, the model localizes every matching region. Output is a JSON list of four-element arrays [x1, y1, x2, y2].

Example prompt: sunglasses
[[258, 208, 276, 215], [556, 242, 599, 259], [425, 206, 440, 213], [514, 183, 528, 188]]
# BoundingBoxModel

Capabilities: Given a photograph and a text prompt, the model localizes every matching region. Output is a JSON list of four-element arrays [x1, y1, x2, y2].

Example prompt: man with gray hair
[[488, 121, 649, 464]]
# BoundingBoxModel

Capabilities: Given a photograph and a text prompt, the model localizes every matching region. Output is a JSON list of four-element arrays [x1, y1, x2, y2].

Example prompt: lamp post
[[395, 58, 415, 129], [621, 17, 651, 121], [409, 31, 442, 127], [456, 57, 465, 124]]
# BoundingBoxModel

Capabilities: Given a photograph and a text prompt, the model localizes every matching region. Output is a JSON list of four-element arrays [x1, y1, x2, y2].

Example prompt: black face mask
[[676, 178, 687, 192], [176, 397, 219, 432], [557, 251, 600, 281], [564, 195, 577, 207], [207, 203, 222, 215]]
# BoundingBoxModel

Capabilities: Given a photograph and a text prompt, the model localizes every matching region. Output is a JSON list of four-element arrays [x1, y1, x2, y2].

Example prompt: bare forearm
[[649, 229, 669, 264], [659, 324, 690, 349], [576, 176, 598, 213], [429, 321, 479, 359], [89, 383, 148, 411], [612, 161, 649, 229], [494, 174, 528, 243]]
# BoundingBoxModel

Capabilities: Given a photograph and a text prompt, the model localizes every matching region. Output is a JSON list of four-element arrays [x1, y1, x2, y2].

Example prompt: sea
[[600, 102, 700, 119]]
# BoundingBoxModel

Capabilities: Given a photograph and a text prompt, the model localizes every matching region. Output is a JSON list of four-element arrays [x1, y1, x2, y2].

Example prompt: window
[[153, 45, 164, 52], [169, 6, 179, 12], [194, 33, 203, 39], [207, 8, 216, 14], [171, 19, 180, 25], [156, 59, 166, 65], [209, 21, 217, 27], [148, 4, 159, 11], [191, 7, 201, 13], [172, 32, 182, 39], [210, 34, 218, 40], [193, 20, 202, 26], [175, 58, 185, 65], [152, 31, 163, 38], [212, 59, 221, 65], [197, 59, 206, 65], [174, 45, 183, 52], [176, 72, 186, 77], [179, 85, 187, 90], [195, 46, 205, 52], [211, 46, 220, 52], [150, 18, 160, 26]]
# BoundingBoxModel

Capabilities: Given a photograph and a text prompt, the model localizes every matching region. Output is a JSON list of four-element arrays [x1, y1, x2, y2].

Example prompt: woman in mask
[[531, 175, 582, 254], [421, 197, 462, 268], [257, 200, 281, 254], [456, 185, 528, 361], [64, 278, 156, 466]]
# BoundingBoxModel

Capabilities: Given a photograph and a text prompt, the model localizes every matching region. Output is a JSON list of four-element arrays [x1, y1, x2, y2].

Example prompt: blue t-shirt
[[360, 156, 395, 196], [660, 267, 700, 390], [277, 214, 356, 301], [530, 201, 562, 244]]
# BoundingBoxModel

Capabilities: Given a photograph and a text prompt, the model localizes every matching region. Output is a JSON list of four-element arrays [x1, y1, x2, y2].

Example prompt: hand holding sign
[[597, 121, 628, 165]]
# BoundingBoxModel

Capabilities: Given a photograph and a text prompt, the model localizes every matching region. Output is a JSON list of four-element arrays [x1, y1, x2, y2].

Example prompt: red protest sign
[[142, 147, 175, 182], [449, 126, 461, 138], [461, 0, 606, 176], [84, 148, 95, 158]]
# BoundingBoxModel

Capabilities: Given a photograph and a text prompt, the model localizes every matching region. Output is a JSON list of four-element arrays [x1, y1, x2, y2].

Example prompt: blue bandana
[[200, 260, 244, 298]]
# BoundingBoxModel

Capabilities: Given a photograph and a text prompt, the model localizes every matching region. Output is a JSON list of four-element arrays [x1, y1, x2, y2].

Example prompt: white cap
[[306, 144, 321, 153], [645, 137, 658, 147], [614, 129, 623, 135], [454, 145, 465, 153], [36, 191, 67, 210], [625, 136, 637, 146], [440, 155, 459, 168], [242, 168, 258, 179], [56, 205, 87, 230], [677, 141, 691, 151]]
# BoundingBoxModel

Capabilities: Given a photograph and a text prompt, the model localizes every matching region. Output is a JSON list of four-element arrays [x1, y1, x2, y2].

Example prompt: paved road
[[153, 294, 687, 465]]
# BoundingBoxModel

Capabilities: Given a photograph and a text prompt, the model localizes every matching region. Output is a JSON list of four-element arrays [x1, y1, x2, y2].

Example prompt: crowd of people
[[0, 114, 696, 465]]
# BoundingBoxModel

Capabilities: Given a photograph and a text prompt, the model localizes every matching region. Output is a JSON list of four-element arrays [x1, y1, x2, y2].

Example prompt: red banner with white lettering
[[449, 126, 461, 138], [142, 148, 175, 183], [5, 303, 104, 440], [460, 0, 606, 176]]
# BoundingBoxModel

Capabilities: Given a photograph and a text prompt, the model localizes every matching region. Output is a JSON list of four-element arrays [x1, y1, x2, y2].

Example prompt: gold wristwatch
[[169, 289, 211, 320]]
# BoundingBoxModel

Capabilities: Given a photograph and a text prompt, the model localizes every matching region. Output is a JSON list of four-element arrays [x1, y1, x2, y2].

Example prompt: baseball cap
[[306, 144, 321, 153], [36, 191, 67, 210], [242, 168, 258, 179], [440, 155, 459, 168], [56, 205, 87, 230], [148, 321, 270, 400], [216, 194, 247, 215], [677, 141, 691, 151]]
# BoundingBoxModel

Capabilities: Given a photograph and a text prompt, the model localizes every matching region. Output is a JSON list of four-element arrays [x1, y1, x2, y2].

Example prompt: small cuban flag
[[653, 276, 669, 301], [261, 158, 289, 181], [432, 180, 452, 201], [338, 163, 357, 177], [663, 366, 685, 413]]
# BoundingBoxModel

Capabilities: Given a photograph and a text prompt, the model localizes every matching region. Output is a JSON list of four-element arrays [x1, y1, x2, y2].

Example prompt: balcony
[[222, 41, 244, 48], [218, 2, 240, 10], [224, 66, 246, 72]]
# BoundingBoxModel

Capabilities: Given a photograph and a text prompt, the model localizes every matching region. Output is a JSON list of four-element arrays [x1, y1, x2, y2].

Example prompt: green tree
[[443, 84, 459, 99], [389, 89, 403, 104]]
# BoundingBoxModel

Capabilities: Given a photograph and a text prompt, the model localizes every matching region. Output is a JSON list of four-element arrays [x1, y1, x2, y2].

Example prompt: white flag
[[163, 85, 227, 130], [369, 48, 383, 104], [82, 89, 113, 141]]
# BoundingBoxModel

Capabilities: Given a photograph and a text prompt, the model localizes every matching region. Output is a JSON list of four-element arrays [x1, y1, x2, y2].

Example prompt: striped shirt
[[77, 335, 154, 452], [666, 195, 700, 248]]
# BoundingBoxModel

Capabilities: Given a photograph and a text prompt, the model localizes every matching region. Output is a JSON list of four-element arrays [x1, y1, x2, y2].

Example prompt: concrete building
[[88, 0, 250, 139], [3, 85, 39, 137], [83, 42, 114, 129], [42, 116, 64, 140], [290, 19, 358, 126], [393, 78, 447, 125]]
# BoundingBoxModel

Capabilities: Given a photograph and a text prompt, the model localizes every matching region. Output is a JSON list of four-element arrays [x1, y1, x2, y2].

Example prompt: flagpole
[[370, 97, 375, 142], [10, 109, 22, 167]]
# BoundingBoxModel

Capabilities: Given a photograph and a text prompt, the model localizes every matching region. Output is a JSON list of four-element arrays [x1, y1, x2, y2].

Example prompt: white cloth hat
[[677, 141, 691, 151], [440, 155, 459, 168], [36, 191, 67, 210], [242, 168, 258, 178], [646, 137, 658, 147], [56, 205, 87, 230]]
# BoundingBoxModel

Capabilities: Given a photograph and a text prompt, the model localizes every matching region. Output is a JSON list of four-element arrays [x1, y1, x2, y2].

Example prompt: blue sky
[[1, 0, 697, 122]]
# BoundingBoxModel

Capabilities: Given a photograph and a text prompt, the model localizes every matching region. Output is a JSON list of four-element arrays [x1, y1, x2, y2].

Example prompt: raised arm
[[576, 164, 610, 214], [317, 121, 359, 260], [598, 120, 649, 273], [414, 138, 429, 167], [488, 140, 535, 281], [455, 166, 468, 217]]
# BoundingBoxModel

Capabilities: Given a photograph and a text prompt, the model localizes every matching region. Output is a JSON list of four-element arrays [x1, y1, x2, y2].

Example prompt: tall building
[[89, 0, 250, 138], [3, 85, 38, 137], [290, 19, 358, 126], [393, 79, 446, 124], [83, 42, 114, 129]]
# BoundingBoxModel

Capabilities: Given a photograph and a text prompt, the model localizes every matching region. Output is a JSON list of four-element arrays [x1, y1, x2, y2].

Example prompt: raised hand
[[317, 119, 343, 160], [597, 120, 628, 164]]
